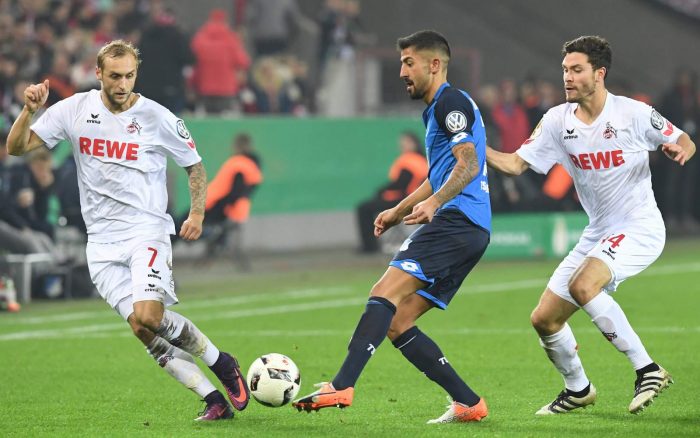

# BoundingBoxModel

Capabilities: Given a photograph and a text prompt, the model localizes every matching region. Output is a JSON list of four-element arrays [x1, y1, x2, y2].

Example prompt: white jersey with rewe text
[[31, 89, 201, 243], [516, 92, 683, 230]]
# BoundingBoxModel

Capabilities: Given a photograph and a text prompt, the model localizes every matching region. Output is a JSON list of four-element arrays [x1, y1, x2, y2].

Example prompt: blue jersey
[[422, 82, 491, 232]]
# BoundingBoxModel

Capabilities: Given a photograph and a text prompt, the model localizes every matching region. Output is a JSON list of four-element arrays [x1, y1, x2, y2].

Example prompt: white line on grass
[[0, 261, 697, 342]]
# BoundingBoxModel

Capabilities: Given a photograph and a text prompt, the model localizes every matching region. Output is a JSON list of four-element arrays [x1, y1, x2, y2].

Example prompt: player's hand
[[180, 213, 204, 241], [661, 143, 689, 166], [374, 208, 402, 237], [16, 188, 35, 208], [403, 198, 440, 225], [24, 79, 50, 114]]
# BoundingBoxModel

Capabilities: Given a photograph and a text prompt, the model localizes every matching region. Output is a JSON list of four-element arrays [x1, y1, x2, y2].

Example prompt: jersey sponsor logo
[[176, 119, 191, 139], [79, 136, 140, 161], [87, 113, 100, 124], [568, 150, 624, 170], [523, 119, 543, 144], [650, 110, 664, 130], [445, 111, 467, 133], [126, 117, 142, 135], [564, 127, 578, 140], [603, 122, 617, 139]]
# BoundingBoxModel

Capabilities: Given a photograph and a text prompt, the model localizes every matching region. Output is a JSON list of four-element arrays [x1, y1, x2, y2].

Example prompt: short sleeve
[[638, 105, 683, 151], [515, 110, 562, 175], [157, 112, 202, 167], [30, 100, 71, 149], [434, 89, 477, 148]]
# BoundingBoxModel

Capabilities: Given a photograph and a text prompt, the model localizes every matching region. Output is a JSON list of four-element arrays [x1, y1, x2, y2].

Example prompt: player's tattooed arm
[[180, 162, 207, 241], [185, 162, 207, 216], [403, 142, 478, 225], [433, 142, 479, 205]]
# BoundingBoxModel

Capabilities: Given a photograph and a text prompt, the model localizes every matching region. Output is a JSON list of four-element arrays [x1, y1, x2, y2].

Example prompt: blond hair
[[97, 40, 141, 70]]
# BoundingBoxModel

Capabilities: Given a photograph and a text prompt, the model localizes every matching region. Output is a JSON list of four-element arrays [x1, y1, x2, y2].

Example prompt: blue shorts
[[389, 208, 489, 309]]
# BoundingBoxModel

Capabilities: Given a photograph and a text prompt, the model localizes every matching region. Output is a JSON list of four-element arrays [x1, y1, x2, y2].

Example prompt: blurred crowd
[[0, 0, 372, 123], [0, 0, 699, 265]]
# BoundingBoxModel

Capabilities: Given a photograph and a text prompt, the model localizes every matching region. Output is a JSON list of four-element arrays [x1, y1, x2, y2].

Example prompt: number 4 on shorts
[[604, 234, 625, 248]]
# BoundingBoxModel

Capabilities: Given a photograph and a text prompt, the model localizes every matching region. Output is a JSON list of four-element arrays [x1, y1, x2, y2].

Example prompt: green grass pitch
[[1, 239, 698, 437]]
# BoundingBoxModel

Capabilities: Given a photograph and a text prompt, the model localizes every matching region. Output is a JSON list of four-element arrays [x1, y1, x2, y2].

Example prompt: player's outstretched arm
[[661, 133, 696, 166], [7, 80, 50, 156], [486, 146, 529, 176], [374, 178, 432, 237], [404, 141, 478, 225], [180, 162, 207, 241]]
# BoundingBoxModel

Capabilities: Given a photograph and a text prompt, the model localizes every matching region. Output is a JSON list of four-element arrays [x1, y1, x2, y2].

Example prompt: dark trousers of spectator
[[356, 197, 396, 253]]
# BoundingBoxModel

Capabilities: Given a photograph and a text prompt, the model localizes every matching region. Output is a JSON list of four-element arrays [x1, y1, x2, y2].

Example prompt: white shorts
[[547, 221, 665, 306], [86, 234, 177, 320]]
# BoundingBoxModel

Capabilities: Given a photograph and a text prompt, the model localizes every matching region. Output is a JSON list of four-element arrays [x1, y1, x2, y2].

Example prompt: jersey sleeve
[[434, 90, 477, 148], [515, 110, 562, 175], [30, 99, 72, 149], [157, 112, 202, 167], [637, 105, 684, 151]]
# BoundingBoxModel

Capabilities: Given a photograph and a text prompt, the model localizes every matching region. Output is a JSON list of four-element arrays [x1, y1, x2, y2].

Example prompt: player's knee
[[530, 308, 558, 334], [133, 312, 163, 332], [387, 320, 412, 342], [129, 319, 154, 344], [567, 278, 597, 305]]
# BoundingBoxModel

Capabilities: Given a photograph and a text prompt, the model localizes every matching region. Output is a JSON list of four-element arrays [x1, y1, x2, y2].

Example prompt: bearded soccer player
[[7, 40, 250, 421], [486, 35, 695, 415], [293, 30, 491, 424]]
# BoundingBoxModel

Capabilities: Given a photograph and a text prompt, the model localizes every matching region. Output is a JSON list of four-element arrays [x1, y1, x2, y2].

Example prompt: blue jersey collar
[[422, 82, 451, 123]]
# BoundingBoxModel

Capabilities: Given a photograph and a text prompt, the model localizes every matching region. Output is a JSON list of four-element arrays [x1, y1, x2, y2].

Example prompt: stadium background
[[0, 1, 699, 436]]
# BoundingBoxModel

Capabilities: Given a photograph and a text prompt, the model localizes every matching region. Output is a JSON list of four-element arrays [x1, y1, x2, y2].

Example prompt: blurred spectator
[[114, 0, 147, 42], [0, 138, 55, 255], [44, 51, 76, 106], [240, 57, 308, 115], [657, 68, 700, 233], [201, 133, 263, 270], [11, 148, 55, 239], [135, 7, 193, 114], [356, 132, 427, 253], [191, 9, 250, 114], [245, 0, 307, 57], [490, 79, 542, 211]]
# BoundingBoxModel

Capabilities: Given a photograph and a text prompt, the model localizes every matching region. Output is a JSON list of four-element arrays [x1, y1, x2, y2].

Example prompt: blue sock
[[332, 296, 396, 390], [393, 326, 480, 406]]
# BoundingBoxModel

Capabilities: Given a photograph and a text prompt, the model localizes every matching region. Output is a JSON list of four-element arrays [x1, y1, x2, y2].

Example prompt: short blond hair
[[97, 40, 141, 70]]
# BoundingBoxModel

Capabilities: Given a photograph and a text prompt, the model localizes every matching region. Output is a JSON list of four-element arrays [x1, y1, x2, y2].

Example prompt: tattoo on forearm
[[434, 144, 480, 205], [185, 162, 207, 215]]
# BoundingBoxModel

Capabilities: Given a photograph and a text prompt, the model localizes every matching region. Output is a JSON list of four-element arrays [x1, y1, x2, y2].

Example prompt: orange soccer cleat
[[292, 382, 354, 412]]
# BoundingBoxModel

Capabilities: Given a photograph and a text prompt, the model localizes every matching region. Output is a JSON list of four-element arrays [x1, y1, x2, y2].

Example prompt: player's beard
[[566, 78, 597, 103], [105, 89, 133, 108], [408, 79, 426, 100]]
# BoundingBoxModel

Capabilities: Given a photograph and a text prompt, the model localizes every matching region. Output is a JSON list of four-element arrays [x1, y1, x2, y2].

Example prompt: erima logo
[[87, 113, 100, 124], [602, 331, 617, 342], [563, 128, 577, 140]]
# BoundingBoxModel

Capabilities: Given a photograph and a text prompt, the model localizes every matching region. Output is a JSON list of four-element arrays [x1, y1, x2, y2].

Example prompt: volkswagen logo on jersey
[[176, 119, 191, 139], [445, 111, 467, 133]]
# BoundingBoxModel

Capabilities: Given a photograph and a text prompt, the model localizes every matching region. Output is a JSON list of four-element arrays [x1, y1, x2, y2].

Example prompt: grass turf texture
[[1, 239, 698, 437]]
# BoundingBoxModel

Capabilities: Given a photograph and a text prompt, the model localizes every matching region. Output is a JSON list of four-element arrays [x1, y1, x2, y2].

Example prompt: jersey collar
[[423, 82, 451, 123]]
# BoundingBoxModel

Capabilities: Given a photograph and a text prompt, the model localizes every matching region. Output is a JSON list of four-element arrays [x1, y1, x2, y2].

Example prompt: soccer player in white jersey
[[6, 40, 250, 421], [486, 36, 696, 415]]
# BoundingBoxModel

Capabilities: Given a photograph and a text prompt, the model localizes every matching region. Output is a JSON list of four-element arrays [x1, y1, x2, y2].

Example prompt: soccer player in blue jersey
[[293, 30, 491, 423]]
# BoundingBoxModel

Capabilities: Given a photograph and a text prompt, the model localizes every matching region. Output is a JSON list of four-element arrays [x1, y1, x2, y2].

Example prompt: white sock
[[156, 310, 220, 366], [147, 337, 217, 397], [582, 293, 653, 370], [539, 323, 590, 392]]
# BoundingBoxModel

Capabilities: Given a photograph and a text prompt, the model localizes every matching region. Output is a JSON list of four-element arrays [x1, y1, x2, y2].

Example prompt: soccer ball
[[246, 353, 301, 407]]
